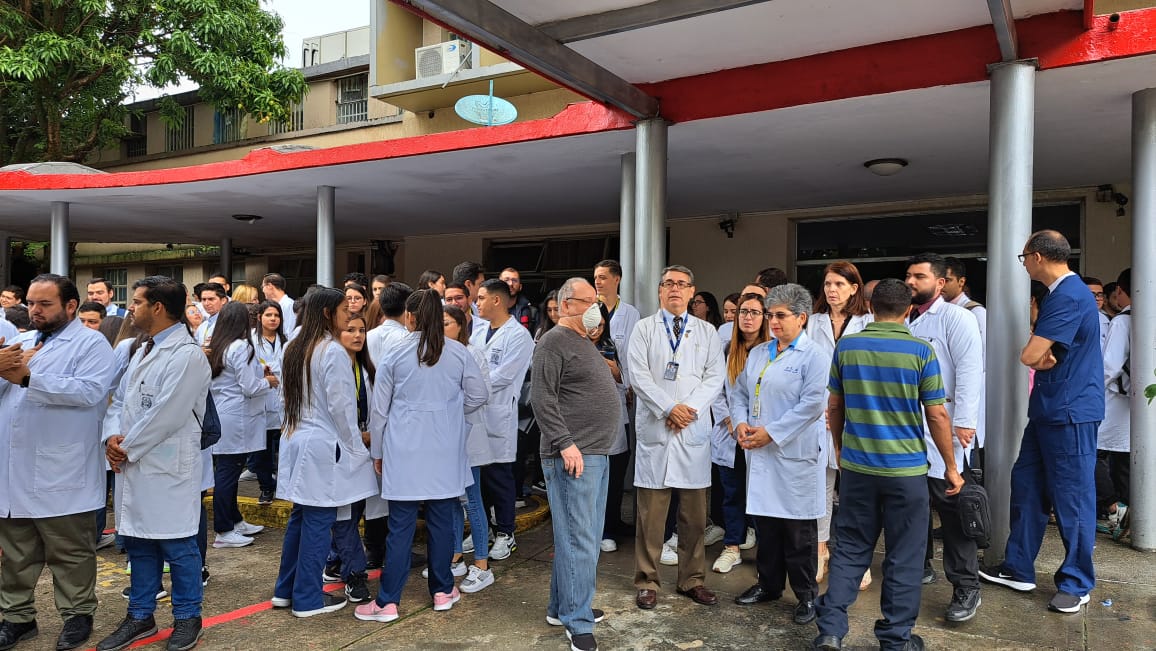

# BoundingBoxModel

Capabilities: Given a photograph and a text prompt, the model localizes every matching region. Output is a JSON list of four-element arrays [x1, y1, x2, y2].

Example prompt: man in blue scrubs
[[979, 230, 1104, 613]]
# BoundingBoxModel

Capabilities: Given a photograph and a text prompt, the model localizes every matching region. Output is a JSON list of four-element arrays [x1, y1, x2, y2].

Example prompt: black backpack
[[957, 469, 991, 549], [196, 390, 222, 450]]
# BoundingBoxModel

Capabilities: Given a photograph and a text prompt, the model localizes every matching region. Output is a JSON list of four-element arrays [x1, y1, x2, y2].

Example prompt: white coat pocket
[[139, 439, 182, 476], [35, 443, 85, 492], [775, 429, 820, 461]]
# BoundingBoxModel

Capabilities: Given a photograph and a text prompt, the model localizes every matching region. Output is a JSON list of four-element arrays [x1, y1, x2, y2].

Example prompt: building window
[[165, 105, 195, 152], [484, 233, 625, 306], [148, 265, 184, 283], [101, 268, 129, 306], [213, 107, 245, 144], [124, 113, 147, 158], [268, 102, 304, 135], [336, 74, 368, 124]]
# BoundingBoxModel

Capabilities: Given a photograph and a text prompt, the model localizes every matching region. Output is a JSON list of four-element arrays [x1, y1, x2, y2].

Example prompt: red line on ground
[[81, 570, 382, 651]]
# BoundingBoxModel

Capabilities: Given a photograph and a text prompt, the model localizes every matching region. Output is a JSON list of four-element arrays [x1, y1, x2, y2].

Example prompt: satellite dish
[[454, 80, 517, 126]]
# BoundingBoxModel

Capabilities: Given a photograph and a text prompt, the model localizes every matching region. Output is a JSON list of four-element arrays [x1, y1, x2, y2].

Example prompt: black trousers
[[602, 450, 631, 540], [481, 462, 517, 535], [925, 475, 979, 589], [754, 515, 818, 602], [1095, 450, 1130, 514]]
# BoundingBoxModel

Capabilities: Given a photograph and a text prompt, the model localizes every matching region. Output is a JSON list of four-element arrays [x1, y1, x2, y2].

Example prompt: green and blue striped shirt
[[828, 321, 945, 477]]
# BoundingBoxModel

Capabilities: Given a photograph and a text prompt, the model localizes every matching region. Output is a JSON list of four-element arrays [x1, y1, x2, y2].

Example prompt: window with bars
[[268, 102, 304, 135], [336, 74, 368, 124], [101, 268, 129, 306], [124, 113, 147, 158], [147, 265, 184, 283], [165, 105, 195, 152], [213, 107, 245, 144]]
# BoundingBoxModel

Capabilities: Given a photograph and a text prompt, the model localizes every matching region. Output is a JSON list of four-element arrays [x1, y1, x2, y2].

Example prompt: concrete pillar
[[634, 119, 668, 317], [317, 186, 336, 287], [984, 60, 1036, 564], [220, 237, 233, 287], [1130, 88, 1156, 551], [50, 202, 70, 277], [619, 152, 636, 305]]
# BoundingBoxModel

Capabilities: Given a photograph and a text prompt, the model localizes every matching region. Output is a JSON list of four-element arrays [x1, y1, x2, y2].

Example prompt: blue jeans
[[377, 498, 457, 606], [327, 500, 367, 580], [716, 447, 749, 546], [248, 429, 279, 494], [453, 467, 490, 560], [816, 470, 928, 650], [274, 504, 337, 612], [1004, 420, 1098, 596], [123, 535, 202, 619], [543, 454, 608, 636], [212, 453, 247, 533]]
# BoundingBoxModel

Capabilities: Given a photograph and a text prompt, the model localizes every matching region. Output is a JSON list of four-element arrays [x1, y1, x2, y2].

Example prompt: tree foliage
[[0, 0, 308, 165]]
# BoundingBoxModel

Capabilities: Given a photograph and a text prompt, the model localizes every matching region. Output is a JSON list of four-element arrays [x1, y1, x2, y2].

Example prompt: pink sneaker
[[353, 601, 398, 622], [432, 587, 461, 612]]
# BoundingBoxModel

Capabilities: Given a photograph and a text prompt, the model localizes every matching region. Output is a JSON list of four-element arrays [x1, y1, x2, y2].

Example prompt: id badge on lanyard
[[661, 314, 686, 382]]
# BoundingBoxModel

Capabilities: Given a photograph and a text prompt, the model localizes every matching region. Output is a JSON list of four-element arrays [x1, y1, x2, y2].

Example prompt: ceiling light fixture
[[232, 214, 263, 225], [863, 158, 908, 176]]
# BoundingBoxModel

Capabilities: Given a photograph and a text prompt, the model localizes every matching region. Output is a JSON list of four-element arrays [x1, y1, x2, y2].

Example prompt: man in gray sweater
[[531, 277, 621, 651]]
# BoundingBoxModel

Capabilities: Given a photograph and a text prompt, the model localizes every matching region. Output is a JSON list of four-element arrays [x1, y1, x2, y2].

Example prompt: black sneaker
[[901, 634, 925, 650], [291, 592, 347, 618], [978, 565, 1036, 592], [56, 614, 92, 650], [566, 630, 597, 651], [166, 617, 202, 651], [945, 587, 981, 622], [345, 572, 371, 603], [258, 490, 274, 505], [0, 620, 38, 650], [530, 480, 548, 495], [322, 559, 343, 584], [96, 615, 157, 651], [1048, 591, 1090, 613], [365, 554, 383, 570], [921, 565, 937, 585], [202, 566, 210, 587]]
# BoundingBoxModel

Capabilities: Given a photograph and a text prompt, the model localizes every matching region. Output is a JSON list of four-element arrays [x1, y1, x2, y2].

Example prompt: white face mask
[[581, 302, 603, 333]]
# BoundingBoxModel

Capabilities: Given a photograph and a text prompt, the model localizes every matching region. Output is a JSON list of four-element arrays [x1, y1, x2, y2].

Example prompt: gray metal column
[[220, 237, 233, 286], [317, 186, 336, 288], [1130, 88, 1156, 551], [984, 60, 1036, 564], [50, 202, 70, 277], [619, 152, 636, 305], [634, 119, 667, 317]]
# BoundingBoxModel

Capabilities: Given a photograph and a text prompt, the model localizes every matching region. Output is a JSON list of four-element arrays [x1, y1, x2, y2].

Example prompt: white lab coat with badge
[[730, 333, 828, 520], [628, 311, 726, 489], [470, 318, 534, 465], [0, 319, 116, 518], [277, 337, 378, 507], [1099, 307, 1131, 453], [254, 331, 285, 431], [907, 296, 984, 479], [209, 339, 271, 455], [367, 319, 409, 368], [371, 334, 488, 501], [806, 311, 873, 470], [103, 324, 210, 538]]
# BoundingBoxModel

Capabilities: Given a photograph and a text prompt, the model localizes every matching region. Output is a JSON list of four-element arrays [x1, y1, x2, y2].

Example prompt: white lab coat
[[717, 321, 734, 345], [0, 319, 116, 518], [710, 376, 738, 468], [278, 294, 297, 335], [355, 366, 390, 520], [103, 324, 210, 538], [0, 318, 17, 343], [628, 311, 726, 489], [470, 318, 535, 465], [1099, 311, 1111, 353], [371, 334, 487, 501], [1099, 308, 1131, 453], [209, 339, 270, 455], [276, 337, 378, 507], [907, 297, 984, 479], [367, 319, 409, 368], [254, 331, 285, 430], [950, 293, 988, 447], [731, 334, 828, 520], [463, 343, 493, 468], [806, 312, 873, 470], [194, 313, 218, 346], [608, 300, 641, 391]]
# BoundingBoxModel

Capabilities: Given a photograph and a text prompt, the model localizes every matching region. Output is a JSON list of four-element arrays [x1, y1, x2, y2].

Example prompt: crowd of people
[[0, 228, 1130, 651]]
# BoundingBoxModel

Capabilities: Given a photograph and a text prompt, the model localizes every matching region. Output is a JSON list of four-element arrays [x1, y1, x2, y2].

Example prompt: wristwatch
[[19, 373, 29, 389]]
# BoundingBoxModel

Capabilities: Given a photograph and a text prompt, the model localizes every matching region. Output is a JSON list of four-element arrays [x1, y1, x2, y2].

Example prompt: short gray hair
[[765, 283, 813, 317], [556, 277, 591, 304], [661, 264, 694, 286]]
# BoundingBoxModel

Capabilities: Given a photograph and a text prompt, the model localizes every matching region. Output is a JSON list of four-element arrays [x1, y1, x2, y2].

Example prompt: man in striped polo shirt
[[813, 279, 963, 651]]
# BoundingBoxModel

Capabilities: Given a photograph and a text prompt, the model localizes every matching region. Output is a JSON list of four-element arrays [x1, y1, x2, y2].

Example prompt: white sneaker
[[97, 533, 117, 550], [659, 534, 678, 566], [213, 530, 254, 548], [459, 565, 495, 594], [600, 538, 618, 553], [239, 470, 258, 481], [704, 524, 725, 547], [712, 547, 742, 573], [738, 526, 757, 550], [421, 561, 468, 578], [490, 532, 516, 560], [235, 520, 264, 536]]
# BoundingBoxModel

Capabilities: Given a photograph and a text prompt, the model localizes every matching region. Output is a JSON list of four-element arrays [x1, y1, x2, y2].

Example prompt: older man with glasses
[[627, 265, 725, 611]]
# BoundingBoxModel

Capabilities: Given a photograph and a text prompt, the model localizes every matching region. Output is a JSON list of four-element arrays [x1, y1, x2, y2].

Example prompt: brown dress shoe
[[636, 589, 658, 610], [676, 585, 719, 606]]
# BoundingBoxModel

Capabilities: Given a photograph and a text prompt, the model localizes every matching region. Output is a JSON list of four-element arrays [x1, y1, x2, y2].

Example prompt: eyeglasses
[[1017, 251, 1038, 263], [659, 280, 693, 290], [567, 296, 596, 306], [1092, 291, 1105, 298], [689, 299, 706, 306], [737, 309, 764, 318], [766, 311, 799, 321]]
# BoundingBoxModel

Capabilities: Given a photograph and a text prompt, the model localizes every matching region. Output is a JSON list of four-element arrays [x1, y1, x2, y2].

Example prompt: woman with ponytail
[[355, 290, 487, 623], [273, 288, 378, 618]]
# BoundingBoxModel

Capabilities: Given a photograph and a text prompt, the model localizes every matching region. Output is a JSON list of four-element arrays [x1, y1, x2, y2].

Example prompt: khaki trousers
[[634, 487, 707, 592], [0, 511, 98, 622]]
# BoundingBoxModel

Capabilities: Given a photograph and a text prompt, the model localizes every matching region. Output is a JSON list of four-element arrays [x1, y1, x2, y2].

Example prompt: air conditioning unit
[[415, 40, 472, 79]]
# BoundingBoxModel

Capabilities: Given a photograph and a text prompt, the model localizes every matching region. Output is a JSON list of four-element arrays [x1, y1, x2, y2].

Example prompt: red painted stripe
[[80, 570, 382, 651]]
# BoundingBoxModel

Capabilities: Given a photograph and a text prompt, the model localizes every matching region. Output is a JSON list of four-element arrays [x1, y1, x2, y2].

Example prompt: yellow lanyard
[[751, 344, 790, 419], [353, 360, 362, 396]]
